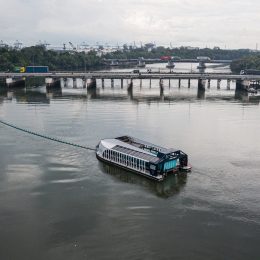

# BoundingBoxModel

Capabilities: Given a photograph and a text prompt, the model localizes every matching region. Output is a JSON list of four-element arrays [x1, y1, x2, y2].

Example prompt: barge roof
[[112, 145, 160, 163], [100, 138, 160, 163], [101, 138, 157, 155], [100, 136, 182, 164], [116, 135, 179, 154]]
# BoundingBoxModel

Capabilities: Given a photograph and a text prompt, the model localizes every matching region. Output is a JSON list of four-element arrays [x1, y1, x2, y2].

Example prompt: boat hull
[[96, 154, 164, 181]]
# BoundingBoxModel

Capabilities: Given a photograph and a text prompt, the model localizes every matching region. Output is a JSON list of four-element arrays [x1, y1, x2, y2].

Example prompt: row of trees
[[230, 54, 260, 73], [0, 45, 260, 73], [104, 46, 253, 61], [0, 46, 102, 72]]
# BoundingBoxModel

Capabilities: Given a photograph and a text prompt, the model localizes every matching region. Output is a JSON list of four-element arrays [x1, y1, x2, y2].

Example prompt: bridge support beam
[[87, 78, 96, 90], [6, 77, 25, 88], [227, 79, 231, 90], [169, 79, 171, 88], [166, 60, 175, 69], [197, 61, 206, 69], [207, 79, 211, 89], [188, 79, 191, 88], [160, 88, 165, 101], [149, 78, 152, 88], [236, 79, 250, 91], [73, 78, 77, 88], [217, 79, 221, 89], [82, 78, 87, 89], [121, 78, 123, 89], [45, 78, 61, 89], [127, 78, 133, 91], [63, 78, 68, 88], [178, 79, 181, 88], [137, 58, 146, 68], [140, 79, 142, 88], [198, 79, 206, 90], [159, 78, 164, 93], [101, 78, 105, 88], [111, 78, 114, 88], [197, 89, 206, 99]]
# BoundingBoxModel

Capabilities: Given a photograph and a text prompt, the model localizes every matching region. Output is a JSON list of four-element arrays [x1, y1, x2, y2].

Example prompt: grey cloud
[[0, 0, 259, 48]]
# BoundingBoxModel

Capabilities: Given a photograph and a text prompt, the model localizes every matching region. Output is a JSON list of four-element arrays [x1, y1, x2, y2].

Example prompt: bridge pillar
[[121, 78, 123, 89], [217, 79, 221, 89], [197, 89, 206, 99], [6, 77, 25, 88], [160, 88, 165, 101], [111, 78, 114, 88], [256, 81, 260, 90], [169, 79, 171, 88], [236, 79, 250, 91], [127, 80, 133, 100], [159, 78, 164, 92], [45, 78, 61, 89], [137, 57, 146, 68], [188, 79, 191, 88], [63, 78, 68, 88], [227, 79, 231, 90], [87, 78, 96, 90], [207, 79, 211, 89], [149, 78, 152, 88], [197, 61, 206, 69], [82, 78, 87, 89], [166, 60, 175, 69], [127, 78, 133, 91], [73, 78, 77, 88], [101, 78, 105, 88], [178, 79, 181, 88], [198, 79, 206, 90], [140, 79, 142, 88]]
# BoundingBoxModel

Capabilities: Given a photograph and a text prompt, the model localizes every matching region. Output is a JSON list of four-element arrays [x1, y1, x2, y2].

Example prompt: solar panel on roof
[[116, 135, 178, 154], [112, 145, 160, 163]]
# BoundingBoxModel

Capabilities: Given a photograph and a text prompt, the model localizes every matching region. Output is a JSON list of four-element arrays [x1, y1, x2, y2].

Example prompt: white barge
[[96, 136, 191, 182]]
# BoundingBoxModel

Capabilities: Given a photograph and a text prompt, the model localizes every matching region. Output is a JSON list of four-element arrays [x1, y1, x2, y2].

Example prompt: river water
[[0, 63, 260, 259]]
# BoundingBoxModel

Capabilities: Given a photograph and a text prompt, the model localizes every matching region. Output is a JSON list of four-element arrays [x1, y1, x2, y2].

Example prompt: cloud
[[0, 0, 259, 48]]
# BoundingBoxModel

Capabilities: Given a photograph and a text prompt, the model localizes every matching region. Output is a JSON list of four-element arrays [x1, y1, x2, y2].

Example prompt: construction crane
[[69, 42, 77, 51]]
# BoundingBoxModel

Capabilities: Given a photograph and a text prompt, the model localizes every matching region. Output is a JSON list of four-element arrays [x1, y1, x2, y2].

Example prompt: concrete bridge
[[104, 58, 232, 68], [0, 71, 259, 92]]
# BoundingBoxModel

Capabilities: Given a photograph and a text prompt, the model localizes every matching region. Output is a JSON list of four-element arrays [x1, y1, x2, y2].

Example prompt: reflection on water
[[99, 162, 187, 198], [197, 89, 206, 99], [0, 63, 260, 260], [46, 87, 63, 99], [0, 86, 260, 105]]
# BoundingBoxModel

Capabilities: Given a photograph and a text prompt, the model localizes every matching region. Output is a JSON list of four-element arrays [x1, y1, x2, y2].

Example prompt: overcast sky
[[0, 0, 259, 49]]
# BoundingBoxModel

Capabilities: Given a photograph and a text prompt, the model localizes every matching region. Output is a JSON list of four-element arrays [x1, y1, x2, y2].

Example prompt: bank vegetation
[[0, 45, 259, 73]]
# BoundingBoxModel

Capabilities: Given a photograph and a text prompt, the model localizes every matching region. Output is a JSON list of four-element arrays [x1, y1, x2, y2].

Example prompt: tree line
[[0, 46, 102, 72], [0, 45, 259, 73], [104, 46, 252, 61], [230, 54, 260, 73]]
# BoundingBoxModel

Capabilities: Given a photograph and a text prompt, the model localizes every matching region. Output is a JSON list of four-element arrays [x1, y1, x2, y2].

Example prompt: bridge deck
[[104, 59, 232, 64], [1, 72, 260, 81]]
